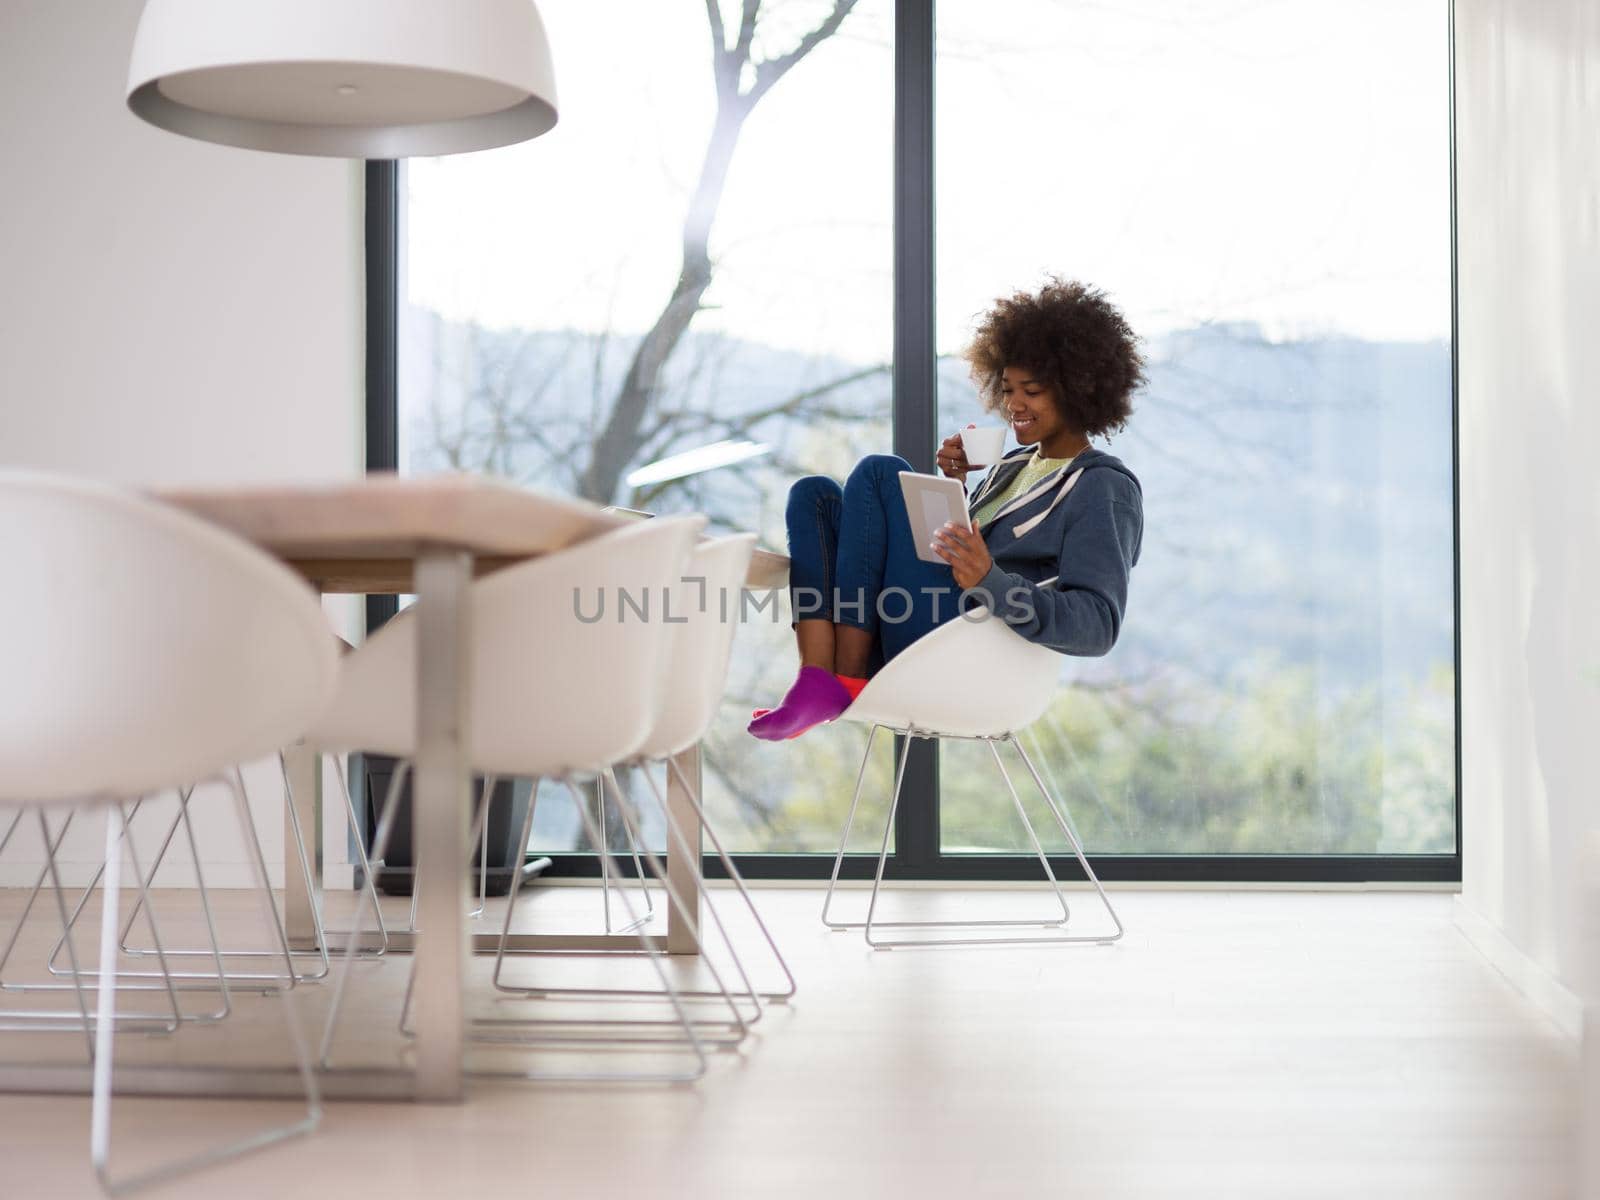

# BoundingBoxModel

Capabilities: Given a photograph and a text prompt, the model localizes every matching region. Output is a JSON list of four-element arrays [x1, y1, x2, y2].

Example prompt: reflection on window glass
[[399, 0, 893, 853], [935, 0, 1454, 854]]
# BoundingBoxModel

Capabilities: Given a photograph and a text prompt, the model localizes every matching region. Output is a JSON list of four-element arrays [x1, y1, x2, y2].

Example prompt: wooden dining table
[[155, 473, 789, 1102]]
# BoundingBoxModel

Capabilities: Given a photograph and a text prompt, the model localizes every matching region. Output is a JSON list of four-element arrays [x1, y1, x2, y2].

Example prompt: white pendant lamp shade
[[127, 0, 558, 157]]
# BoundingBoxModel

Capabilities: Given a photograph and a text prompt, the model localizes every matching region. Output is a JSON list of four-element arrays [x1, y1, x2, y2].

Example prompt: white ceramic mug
[[958, 426, 1007, 467]]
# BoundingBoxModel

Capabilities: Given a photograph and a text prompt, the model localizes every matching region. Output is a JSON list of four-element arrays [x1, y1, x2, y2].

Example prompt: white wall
[[1454, 0, 1600, 1029], [0, 1, 365, 886]]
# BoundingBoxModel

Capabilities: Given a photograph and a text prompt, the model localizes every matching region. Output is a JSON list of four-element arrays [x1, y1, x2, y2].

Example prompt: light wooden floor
[[0, 886, 1577, 1199]]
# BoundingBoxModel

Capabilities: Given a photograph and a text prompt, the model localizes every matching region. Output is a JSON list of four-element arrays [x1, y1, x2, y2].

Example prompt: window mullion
[[890, 0, 940, 875]]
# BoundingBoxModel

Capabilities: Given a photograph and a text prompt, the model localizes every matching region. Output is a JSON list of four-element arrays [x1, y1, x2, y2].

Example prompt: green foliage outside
[[697, 600, 1455, 857]]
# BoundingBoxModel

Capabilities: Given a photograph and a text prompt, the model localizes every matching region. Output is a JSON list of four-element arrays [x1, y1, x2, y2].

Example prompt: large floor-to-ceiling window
[[931, 1, 1456, 871], [382, 0, 1456, 880]]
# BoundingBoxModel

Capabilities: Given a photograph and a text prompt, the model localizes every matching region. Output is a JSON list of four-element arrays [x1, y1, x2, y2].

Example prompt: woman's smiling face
[[1000, 366, 1066, 446]]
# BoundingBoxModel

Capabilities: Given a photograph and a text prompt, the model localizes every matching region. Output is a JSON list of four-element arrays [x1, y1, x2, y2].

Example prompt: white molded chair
[[316, 515, 734, 1080], [821, 613, 1124, 948], [490, 533, 796, 1017], [0, 471, 332, 1192]]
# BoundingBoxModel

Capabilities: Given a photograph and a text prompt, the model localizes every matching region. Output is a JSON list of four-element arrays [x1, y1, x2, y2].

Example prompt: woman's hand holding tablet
[[899, 471, 971, 564]]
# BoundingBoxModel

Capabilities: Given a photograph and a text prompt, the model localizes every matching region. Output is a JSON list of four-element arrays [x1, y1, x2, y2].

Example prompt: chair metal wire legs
[[37, 789, 260, 1005], [1010, 735, 1125, 944], [72, 771, 321, 987], [821, 724, 1124, 948], [478, 768, 758, 1040], [292, 753, 387, 957], [85, 776, 321, 1195], [458, 775, 710, 1083], [408, 774, 497, 930], [408, 774, 655, 936], [406, 774, 511, 930], [112, 749, 395, 978], [316, 763, 409, 1067], [597, 772, 654, 936], [318, 767, 710, 1083], [0, 808, 187, 1035], [34, 797, 231, 1023], [645, 757, 797, 1002]]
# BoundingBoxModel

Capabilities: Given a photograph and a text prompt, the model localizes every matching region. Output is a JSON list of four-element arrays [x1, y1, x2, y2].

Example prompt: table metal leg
[[412, 550, 472, 1102], [665, 745, 703, 955], [281, 744, 321, 951]]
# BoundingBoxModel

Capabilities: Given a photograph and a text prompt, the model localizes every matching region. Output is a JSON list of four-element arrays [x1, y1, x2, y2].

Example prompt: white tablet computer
[[898, 471, 970, 564]]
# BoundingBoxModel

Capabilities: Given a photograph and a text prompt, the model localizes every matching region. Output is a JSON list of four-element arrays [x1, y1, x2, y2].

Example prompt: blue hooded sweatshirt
[[963, 446, 1143, 657]]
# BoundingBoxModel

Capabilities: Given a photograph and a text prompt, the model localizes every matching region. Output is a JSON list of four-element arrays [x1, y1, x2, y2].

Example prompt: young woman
[[748, 278, 1145, 741]]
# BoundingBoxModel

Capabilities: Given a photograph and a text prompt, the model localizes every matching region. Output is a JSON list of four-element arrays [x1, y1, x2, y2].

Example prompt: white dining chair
[[0, 470, 332, 1192], [314, 514, 732, 1080], [339, 629, 649, 946], [490, 533, 795, 1018], [820, 613, 1125, 948]]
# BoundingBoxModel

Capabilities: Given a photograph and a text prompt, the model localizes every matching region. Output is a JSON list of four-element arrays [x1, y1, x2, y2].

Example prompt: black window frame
[[362, 0, 1462, 886]]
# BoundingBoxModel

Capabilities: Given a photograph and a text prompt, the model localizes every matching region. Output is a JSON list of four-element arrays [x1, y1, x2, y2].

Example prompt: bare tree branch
[[704, 0, 726, 56], [629, 361, 888, 483], [749, 0, 859, 105], [576, 0, 862, 505], [734, 0, 760, 60]]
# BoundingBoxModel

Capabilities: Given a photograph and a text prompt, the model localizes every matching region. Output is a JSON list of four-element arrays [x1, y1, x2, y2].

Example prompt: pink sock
[[748, 667, 854, 741], [753, 672, 866, 721]]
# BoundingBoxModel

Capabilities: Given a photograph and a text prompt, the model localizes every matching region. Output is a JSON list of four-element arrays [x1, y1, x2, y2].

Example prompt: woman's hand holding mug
[[938, 424, 977, 481]]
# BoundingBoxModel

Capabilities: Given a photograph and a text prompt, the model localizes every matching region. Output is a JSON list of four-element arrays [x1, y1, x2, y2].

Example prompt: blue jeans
[[786, 454, 964, 668]]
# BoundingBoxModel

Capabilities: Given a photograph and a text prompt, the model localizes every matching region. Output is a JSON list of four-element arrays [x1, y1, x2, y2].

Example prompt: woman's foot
[[748, 666, 854, 740], [751, 675, 866, 722]]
